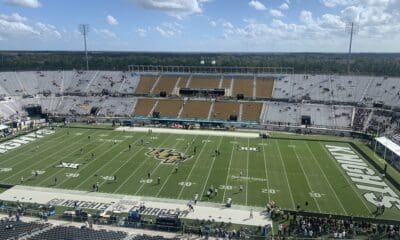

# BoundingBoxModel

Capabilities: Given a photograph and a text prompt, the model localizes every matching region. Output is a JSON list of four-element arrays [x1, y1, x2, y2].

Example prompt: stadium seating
[[188, 75, 221, 89], [133, 98, 157, 117], [152, 75, 179, 95], [0, 70, 399, 133], [179, 100, 211, 119], [0, 220, 50, 240], [135, 75, 158, 95], [211, 101, 240, 121], [153, 99, 183, 118], [242, 102, 263, 122], [232, 77, 254, 98], [29, 225, 127, 240]]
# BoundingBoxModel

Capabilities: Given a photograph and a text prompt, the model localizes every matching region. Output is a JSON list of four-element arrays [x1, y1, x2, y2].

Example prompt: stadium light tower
[[79, 24, 90, 71], [345, 22, 359, 75]]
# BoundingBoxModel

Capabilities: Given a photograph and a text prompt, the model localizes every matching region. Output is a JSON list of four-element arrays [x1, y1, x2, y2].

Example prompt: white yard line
[[319, 142, 373, 215], [0, 129, 68, 166], [113, 134, 172, 193], [1, 130, 92, 182], [245, 138, 249, 206], [98, 138, 148, 188], [273, 139, 296, 209], [156, 135, 200, 197], [261, 138, 271, 203], [134, 134, 186, 195], [222, 137, 236, 203], [74, 135, 141, 189], [199, 137, 224, 199], [40, 131, 128, 186], [290, 140, 321, 212], [177, 137, 211, 199], [305, 142, 348, 215]]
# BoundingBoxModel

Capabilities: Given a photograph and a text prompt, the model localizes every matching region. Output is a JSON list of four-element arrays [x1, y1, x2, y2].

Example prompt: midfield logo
[[146, 148, 192, 164]]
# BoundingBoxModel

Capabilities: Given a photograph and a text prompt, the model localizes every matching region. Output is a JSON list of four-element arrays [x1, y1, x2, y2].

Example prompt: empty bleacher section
[[0, 70, 399, 131], [133, 98, 157, 117], [211, 102, 240, 121], [256, 77, 274, 98], [135, 75, 158, 95], [188, 75, 220, 89], [180, 100, 211, 119], [232, 77, 254, 98], [96, 97, 136, 117], [152, 75, 179, 95], [242, 102, 263, 122], [153, 99, 183, 118], [262, 102, 353, 128]]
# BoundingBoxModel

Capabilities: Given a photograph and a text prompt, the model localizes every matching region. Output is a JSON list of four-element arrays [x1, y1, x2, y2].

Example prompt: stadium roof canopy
[[376, 136, 400, 158]]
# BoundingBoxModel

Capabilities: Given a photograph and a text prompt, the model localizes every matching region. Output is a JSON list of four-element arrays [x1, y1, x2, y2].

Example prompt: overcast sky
[[0, 0, 399, 52]]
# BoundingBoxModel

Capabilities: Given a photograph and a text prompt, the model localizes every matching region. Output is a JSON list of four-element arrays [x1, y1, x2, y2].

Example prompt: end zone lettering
[[0, 129, 55, 154], [47, 198, 111, 210], [325, 145, 400, 210]]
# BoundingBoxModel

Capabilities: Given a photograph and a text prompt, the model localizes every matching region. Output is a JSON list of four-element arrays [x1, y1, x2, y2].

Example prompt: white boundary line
[[177, 136, 211, 199], [116, 127, 258, 138], [274, 139, 296, 209], [320, 142, 373, 215], [155, 135, 200, 197], [304, 142, 348, 215], [261, 138, 271, 203], [290, 140, 322, 212], [221, 137, 236, 203], [112, 134, 172, 193], [199, 136, 224, 199], [1, 130, 92, 183], [134, 134, 187, 195], [36, 130, 120, 185]]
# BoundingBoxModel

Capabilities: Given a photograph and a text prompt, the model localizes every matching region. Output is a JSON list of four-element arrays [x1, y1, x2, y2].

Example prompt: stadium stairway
[[148, 99, 159, 117], [238, 103, 243, 121], [218, 75, 223, 88], [185, 75, 192, 88], [149, 75, 162, 94], [252, 76, 256, 99], [177, 98, 186, 118], [207, 101, 215, 120]]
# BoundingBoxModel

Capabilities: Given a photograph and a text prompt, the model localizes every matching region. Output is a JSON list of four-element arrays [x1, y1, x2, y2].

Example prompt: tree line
[[1, 51, 400, 76]]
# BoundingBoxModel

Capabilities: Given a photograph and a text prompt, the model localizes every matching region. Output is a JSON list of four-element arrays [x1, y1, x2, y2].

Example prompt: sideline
[[115, 127, 259, 138]]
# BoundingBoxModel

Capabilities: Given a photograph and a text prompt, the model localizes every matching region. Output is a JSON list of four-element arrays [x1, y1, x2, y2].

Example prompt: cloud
[[279, 3, 289, 10], [3, 0, 41, 8], [94, 28, 117, 39], [269, 9, 284, 17], [154, 22, 182, 38], [106, 15, 118, 26], [320, 0, 356, 8], [209, 20, 217, 27], [0, 12, 27, 22], [248, 0, 266, 10], [136, 28, 147, 37], [130, 0, 210, 18], [35, 22, 61, 39], [0, 12, 62, 41]]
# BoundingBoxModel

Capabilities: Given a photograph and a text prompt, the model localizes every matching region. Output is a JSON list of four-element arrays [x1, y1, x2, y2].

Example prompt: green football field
[[0, 127, 399, 221]]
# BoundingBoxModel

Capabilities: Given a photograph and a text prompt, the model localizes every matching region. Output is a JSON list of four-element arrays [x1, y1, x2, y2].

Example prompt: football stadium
[[1, 0, 400, 239], [0, 67, 399, 239]]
